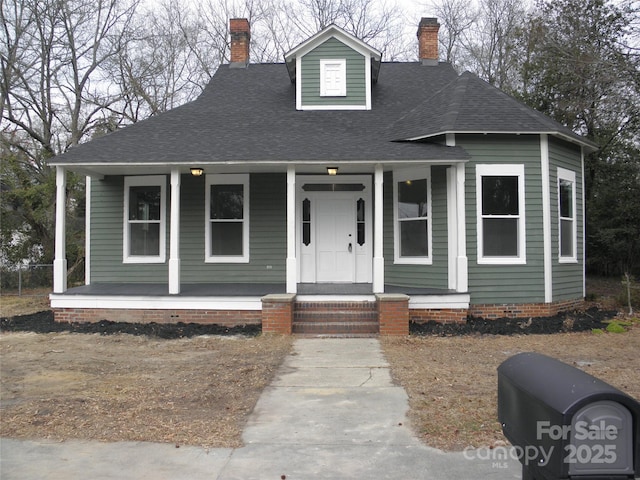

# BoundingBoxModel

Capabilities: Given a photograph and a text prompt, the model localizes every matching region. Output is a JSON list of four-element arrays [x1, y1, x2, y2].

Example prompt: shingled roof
[[387, 71, 596, 148], [51, 60, 595, 170]]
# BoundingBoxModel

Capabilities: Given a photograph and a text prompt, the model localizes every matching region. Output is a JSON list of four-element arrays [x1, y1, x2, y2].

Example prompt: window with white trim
[[320, 59, 346, 97], [393, 168, 432, 264], [205, 174, 249, 263], [123, 176, 166, 263], [558, 167, 577, 262], [476, 164, 526, 264]]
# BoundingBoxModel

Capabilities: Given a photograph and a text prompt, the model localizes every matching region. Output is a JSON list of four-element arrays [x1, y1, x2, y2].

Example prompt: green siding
[[90, 176, 168, 283], [301, 37, 366, 107], [549, 137, 584, 300], [88, 136, 584, 303], [89, 173, 286, 284], [182, 173, 287, 283], [383, 167, 449, 289], [459, 134, 546, 304]]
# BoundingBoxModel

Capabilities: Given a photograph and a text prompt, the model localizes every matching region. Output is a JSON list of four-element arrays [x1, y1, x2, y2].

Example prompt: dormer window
[[320, 59, 346, 97], [284, 24, 381, 111]]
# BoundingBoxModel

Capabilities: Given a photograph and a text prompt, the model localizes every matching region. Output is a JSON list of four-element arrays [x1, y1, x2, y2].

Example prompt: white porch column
[[581, 147, 586, 299], [286, 166, 297, 294], [373, 164, 385, 293], [455, 162, 468, 293], [540, 134, 553, 303], [53, 167, 67, 293], [85, 176, 91, 285], [168, 169, 181, 294], [446, 167, 457, 290]]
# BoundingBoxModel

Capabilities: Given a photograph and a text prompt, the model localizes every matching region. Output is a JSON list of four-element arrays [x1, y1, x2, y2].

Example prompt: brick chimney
[[417, 17, 440, 66], [230, 18, 250, 68]]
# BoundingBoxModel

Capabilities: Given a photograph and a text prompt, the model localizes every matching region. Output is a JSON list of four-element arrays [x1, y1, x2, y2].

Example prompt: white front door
[[316, 196, 355, 282], [297, 176, 373, 284]]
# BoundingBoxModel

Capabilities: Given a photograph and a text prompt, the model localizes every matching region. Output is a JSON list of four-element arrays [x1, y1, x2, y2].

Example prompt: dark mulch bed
[[1, 307, 618, 338], [0, 311, 261, 338], [410, 307, 617, 336]]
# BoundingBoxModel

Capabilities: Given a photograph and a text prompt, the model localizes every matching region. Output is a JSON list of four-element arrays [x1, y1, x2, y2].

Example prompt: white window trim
[[319, 59, 346, 97], [476, 164, 526, 265], [557, 167, 577, 263], [123, 175, 167, 264], [393, 167, 433, 265], [205, 174, 250, 263]]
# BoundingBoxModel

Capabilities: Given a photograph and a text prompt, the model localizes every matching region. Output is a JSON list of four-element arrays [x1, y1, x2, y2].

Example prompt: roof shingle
[[52, 62, 594, 168]]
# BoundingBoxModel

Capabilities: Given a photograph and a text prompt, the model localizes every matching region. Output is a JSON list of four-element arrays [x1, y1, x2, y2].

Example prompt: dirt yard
[[1, 278, 638, 451], [0, 331, 292, 448], [382, 324, 640, 451]]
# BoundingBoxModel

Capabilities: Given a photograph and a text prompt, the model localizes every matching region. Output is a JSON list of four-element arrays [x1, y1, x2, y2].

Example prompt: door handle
[[348, 243, 353, 253]]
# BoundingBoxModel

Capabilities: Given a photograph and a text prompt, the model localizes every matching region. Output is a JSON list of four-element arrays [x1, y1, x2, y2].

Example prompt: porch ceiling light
[[327, 167, 338, 176], [190, 167, 204, 177]]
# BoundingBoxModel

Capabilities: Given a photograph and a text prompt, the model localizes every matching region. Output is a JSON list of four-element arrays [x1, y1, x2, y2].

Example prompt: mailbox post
[[498, 352, 640, 480]]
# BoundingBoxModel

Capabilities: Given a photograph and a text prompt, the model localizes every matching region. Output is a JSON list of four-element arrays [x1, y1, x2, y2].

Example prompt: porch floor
[[61, 283, 459, 297]]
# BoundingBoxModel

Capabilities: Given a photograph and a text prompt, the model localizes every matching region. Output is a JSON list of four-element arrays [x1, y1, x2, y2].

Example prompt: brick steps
[[292, 301, 379, 335], [294, 333, 379, 338]]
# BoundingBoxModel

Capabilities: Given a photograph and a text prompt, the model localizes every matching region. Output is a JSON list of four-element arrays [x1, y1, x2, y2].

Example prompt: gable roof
[[283, 24, 382, 84]]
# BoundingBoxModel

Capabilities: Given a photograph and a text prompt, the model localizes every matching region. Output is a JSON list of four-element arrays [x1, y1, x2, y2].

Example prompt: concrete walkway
[[1, 338, 521, 479]]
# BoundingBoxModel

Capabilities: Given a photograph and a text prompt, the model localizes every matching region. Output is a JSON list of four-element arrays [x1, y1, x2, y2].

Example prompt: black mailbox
[[498, 352, 640, 479]]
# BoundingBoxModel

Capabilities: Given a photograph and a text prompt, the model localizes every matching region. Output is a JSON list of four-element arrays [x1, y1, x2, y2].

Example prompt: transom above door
[[297, 175, 372, 284]]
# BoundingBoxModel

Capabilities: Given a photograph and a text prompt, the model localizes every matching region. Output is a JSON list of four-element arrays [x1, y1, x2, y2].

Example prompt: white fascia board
[[53, 159, 470, 178], [405, 130, 545, 142], [404, 130, 597, 152], [285, 25, 381, 61], [409, 294, 470, 309], [50, 294, 262, 311]]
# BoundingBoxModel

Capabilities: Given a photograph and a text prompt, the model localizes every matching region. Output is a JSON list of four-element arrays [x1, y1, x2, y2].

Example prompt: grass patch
[[606, 321, 627, 333]]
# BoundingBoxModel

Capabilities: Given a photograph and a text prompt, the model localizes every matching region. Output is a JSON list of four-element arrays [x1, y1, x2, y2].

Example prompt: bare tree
[[1, 0, 139, 158], [107, 0, 205, 122], [266, 0, 411, 61], [1, 0, 138, 272], [462, 0, 527, 89], [428, 0, 478, 67]]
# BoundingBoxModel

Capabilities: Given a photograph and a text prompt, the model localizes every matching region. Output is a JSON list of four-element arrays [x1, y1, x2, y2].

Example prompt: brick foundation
[[410, 308, 467, 324], [53, 296, 585, 335], [468, 298, 585, 319], [261, 294, 295, 334], [377, 294, 409, 336], [53, 308, 261, 326]]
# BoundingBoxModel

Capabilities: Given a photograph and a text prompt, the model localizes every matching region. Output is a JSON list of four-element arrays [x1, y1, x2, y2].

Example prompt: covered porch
[[52, 160, 470, 296], [51, 157, 471, 335]]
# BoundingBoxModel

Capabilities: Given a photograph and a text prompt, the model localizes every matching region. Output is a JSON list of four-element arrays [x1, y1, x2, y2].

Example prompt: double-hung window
[[205, 174, 249, 263], [558, 167, 577, 262], [393, 168, 432, 264], [123, 176, 166, 263], [476, 164, 526, 264]]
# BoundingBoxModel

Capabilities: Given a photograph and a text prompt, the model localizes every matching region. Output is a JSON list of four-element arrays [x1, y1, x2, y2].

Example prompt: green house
[[49, 19, 597, 335]]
